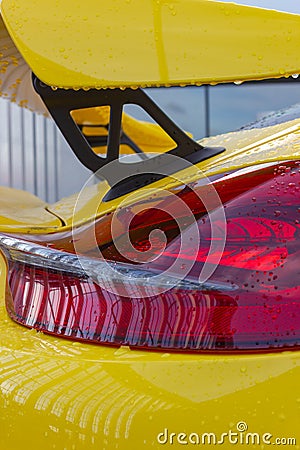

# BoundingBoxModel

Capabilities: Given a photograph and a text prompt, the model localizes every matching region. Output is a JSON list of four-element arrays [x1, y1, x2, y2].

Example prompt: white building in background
[[0, 100, 90, 203]]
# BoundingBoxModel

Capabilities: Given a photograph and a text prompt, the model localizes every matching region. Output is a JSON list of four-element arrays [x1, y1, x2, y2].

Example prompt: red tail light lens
[[3, 161, 300, 351]]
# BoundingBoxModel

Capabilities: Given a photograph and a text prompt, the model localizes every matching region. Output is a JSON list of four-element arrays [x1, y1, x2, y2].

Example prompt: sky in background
[[221, 1, 300, 14]]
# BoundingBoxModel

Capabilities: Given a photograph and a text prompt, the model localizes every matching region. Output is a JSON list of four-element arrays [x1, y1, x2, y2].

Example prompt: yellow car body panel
[[72, 106, 185, 156], [2, 0, 300, 89], [0, 115, 300, 447], [49, 118, 300, 227], [0, 186, 61, 232], [0, 252, 299, 449], [1, 2, 300, 448]]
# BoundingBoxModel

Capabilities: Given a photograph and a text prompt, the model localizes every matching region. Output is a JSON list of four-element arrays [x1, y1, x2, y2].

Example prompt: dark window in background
[[209, 82, 300, 136], [132, 81, 300, 140]]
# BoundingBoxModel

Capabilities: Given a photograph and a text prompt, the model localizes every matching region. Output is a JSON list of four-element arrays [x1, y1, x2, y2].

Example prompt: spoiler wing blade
[[2, 0, 300, 89]]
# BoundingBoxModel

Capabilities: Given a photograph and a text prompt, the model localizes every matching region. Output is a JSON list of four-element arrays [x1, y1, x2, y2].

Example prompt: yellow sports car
[[0, 1, 300, 449]]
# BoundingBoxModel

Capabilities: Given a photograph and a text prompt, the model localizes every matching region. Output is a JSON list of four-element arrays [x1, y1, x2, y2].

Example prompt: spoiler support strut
[[33, 74, 225, 201]]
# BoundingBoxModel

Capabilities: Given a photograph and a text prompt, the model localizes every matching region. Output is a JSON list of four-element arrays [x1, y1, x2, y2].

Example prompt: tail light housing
[[3, 160, 300, 352]]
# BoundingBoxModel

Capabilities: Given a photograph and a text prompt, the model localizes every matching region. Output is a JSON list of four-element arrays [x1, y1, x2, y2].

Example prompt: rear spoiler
[[2, 0, 300, 90], [2, 0, 300, 200]]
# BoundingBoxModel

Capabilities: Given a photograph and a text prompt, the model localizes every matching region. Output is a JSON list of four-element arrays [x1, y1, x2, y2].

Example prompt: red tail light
[[3, 160, 300, 351]]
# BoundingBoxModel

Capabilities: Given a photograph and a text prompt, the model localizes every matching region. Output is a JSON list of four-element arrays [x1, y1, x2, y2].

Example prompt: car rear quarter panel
[[0, 252, 300, 449]]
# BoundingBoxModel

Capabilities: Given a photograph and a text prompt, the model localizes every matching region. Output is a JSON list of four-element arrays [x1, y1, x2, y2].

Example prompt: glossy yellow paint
[[1, 2, 300, 448], [72, 106, 180, 156], [0, 186, 61, 232], [0, 252, 299, 449], [2, 0, 300, 89]]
